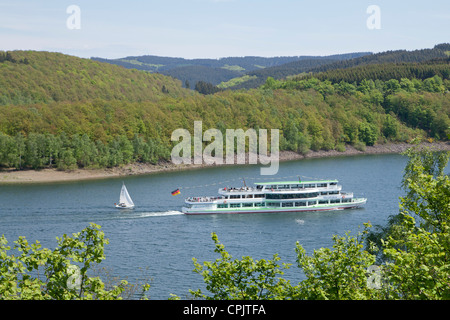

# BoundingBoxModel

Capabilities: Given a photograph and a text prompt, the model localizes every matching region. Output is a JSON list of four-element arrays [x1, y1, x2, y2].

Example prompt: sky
[[0, 0, 449, 59]]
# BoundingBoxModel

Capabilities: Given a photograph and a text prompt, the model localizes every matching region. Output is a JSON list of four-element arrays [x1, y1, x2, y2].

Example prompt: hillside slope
[[224, 44, 450, 90], [0, 51, 188, 106], [92, 53, 371, 87], [308, 43, 450, 74], [0, 49, 448, 171]]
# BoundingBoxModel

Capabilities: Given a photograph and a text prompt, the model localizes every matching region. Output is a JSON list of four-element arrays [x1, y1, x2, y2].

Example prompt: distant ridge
[[308, 43, 450, 74], [91, 52, 371, 87], [92, 44, 450, 91], [225, 43, 450, 89]]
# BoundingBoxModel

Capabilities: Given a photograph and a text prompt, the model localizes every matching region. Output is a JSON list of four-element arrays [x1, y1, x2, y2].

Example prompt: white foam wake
[[134, 210, 184, 218], [115, 210, 183, 219]]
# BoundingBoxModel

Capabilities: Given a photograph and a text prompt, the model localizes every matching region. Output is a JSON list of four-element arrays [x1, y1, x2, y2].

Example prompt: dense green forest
[[219, 58, 339, 89], [93, 52, 370, 87], [304, 58, 450, 84], [221, 43, 450, 90], [92, 45, 449, 91], [0, 49, 449, 171], [0, 51, 187, 106]]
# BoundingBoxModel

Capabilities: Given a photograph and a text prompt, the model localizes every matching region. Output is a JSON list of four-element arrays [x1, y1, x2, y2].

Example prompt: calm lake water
[[1, 153, 441, 299]]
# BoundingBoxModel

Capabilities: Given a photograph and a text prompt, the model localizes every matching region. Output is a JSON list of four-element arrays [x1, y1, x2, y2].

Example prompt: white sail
[[117, 183, 134, 208]]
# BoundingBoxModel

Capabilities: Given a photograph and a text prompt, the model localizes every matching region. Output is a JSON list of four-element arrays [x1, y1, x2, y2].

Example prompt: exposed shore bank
[[1, 142, 448, 184]]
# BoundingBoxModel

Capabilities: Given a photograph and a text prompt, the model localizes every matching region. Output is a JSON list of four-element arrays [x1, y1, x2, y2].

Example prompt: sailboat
[[115, 183, 135, 209]]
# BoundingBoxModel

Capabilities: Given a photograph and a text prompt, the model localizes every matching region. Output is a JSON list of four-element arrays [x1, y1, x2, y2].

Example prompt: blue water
[[0, 154, 422, 299]]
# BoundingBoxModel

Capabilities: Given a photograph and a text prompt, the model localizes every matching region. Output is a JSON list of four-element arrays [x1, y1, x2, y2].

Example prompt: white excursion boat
[[115, 183, 135, 209], [181, 179, 366, 215]]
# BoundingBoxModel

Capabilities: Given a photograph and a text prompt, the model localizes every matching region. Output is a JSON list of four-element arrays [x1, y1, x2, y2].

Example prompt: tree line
[[308, 58, 450, 84], [1, 74, 448, 170], [0, 51, 449, 171], [0, 132, 169, 170]]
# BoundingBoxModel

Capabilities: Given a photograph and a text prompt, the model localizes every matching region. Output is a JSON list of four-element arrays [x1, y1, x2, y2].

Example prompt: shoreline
[[1, 142, 449, 184]]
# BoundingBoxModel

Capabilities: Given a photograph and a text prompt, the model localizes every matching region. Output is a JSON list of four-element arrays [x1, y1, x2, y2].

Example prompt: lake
[[0, 153, 430, 299]]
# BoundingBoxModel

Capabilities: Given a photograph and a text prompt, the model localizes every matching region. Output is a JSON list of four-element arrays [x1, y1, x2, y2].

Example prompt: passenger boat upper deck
[[182, 179, 366, 215]]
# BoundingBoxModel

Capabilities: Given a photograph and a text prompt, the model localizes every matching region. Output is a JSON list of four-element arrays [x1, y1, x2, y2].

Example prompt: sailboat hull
[[115, 205, 134, 209], [115, 183, 135, 209]]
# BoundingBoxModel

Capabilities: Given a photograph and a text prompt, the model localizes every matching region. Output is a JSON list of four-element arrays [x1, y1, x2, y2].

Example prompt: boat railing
[[340, 192, 353, 197], [186, 196, 225, 203], [221, 187, 259, 192], [220, 185, 342, 193]]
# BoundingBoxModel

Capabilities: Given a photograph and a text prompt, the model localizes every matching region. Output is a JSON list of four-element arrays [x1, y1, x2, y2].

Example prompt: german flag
[[171, 188, 181, 196]]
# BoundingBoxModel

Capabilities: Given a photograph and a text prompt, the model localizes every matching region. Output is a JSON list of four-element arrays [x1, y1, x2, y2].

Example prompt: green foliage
[[308, 43, 450, 80], [190, 233, 293, 300], [382, 114, 399, 140], [382, 215, 450, 299], [0, 50, 187, 106], [0, 51, 449, 172], [0, 223, 150, 300], [294, 225, 382, 300], [400, 146, 450, 232], [358, 122, 378, 146], [380, 148, 450, 298], [194, 81, 222, 95]]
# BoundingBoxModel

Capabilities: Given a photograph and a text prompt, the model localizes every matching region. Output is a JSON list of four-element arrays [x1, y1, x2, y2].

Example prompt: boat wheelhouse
[[181, 179, 366, 215]]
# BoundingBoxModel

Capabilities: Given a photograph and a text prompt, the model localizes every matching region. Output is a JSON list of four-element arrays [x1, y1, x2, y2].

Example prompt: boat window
[[308, 200, 318, 206], [330, 182, 337, 186], [282, 202, 294, 207], [317, 183, 327, 188], [230, 195, 240, 199], [230, 203, 241, 208], [267, 202, 279, 207], [217, 204, 228, 208], [319, 200, 328, 204], [266, 192, 318, 200], [254, 194, 264, 198], [243, 203, 253, 207], [320, 192, 328, 195], [295, 201, 306, 207], [254, 202, 265, 207], [246, 194, 254, 198]]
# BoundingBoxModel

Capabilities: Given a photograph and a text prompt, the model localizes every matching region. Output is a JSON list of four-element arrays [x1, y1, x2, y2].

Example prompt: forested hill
[[92, 52, 371, 87], [223, 43, 450, 90], [0, 51, 187, 106], [307, 57, 450, 84], [0, 49, 448, 172], [308, 43, 450, 74], [92, 55, 310, 73]]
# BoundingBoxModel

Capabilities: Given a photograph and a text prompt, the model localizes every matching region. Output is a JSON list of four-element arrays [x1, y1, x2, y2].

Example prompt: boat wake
[[120, 210, 184, 219]]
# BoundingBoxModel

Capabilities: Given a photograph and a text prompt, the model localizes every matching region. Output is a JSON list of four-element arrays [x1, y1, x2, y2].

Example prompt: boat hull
[[182, 199, 366, 215], [115, 204, 135, 209]]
